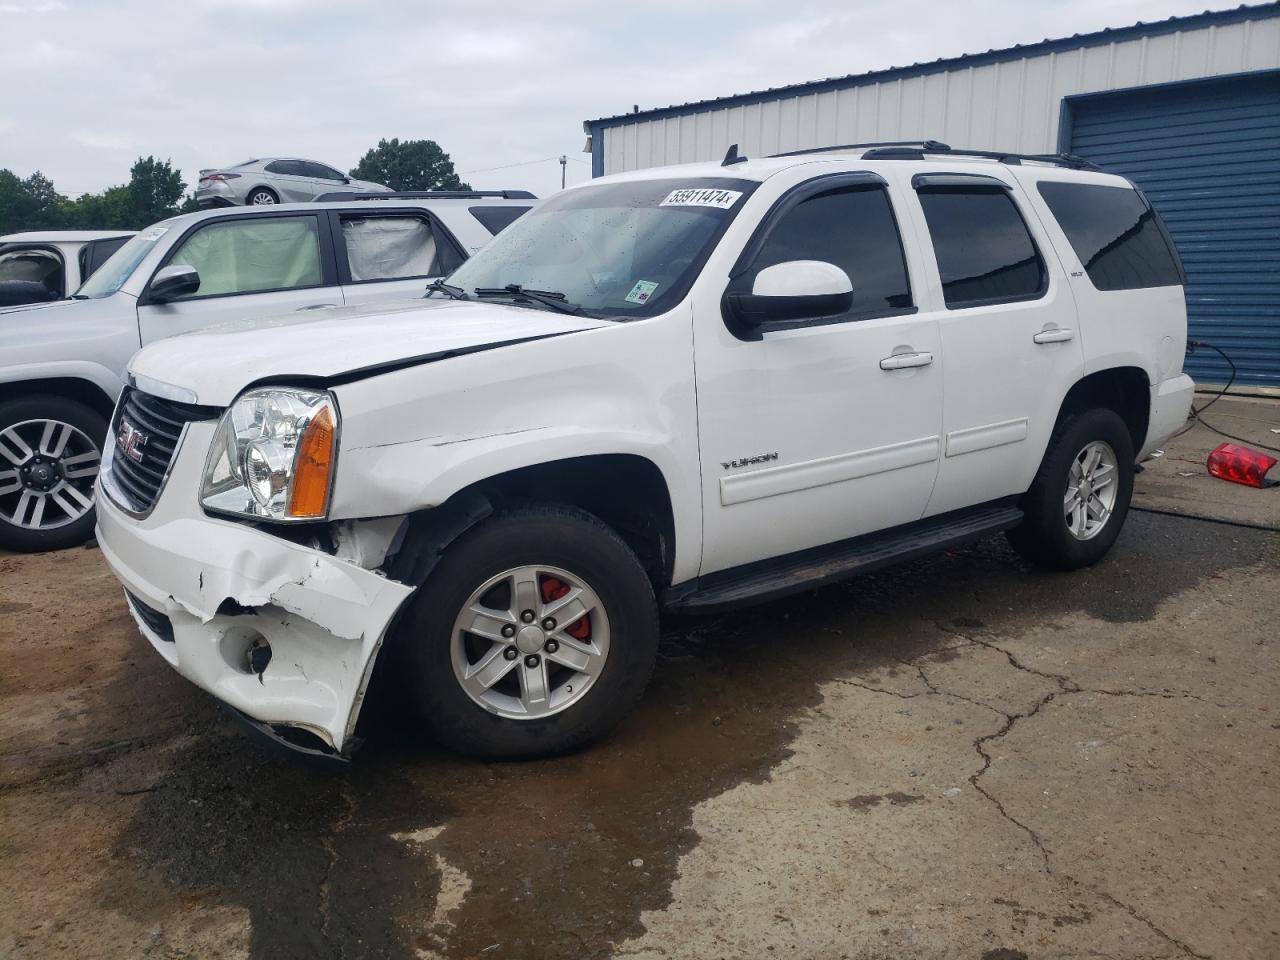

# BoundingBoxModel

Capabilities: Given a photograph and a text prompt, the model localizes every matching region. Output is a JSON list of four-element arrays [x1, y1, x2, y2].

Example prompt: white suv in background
[[95, 143, 1194, 762], [0, 230, 134, 307], [0, 191, 534, 551]]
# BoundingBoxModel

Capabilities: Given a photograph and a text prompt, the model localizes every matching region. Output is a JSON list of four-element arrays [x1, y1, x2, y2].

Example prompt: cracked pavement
[[1, 510, 1277, 959]]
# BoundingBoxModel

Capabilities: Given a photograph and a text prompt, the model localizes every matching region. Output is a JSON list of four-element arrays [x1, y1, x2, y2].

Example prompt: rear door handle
[[879, 351, 934, 371], [296, 303, 338, 311], [1033, 328, 1075, 344]]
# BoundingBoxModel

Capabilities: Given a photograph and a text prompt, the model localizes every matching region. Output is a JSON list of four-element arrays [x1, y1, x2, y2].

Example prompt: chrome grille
[[108, 387, 216, 513]]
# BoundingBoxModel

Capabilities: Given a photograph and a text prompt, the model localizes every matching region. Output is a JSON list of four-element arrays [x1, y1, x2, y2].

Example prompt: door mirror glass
[[148, 264, 201, 302], [727, 260, 854, 326]]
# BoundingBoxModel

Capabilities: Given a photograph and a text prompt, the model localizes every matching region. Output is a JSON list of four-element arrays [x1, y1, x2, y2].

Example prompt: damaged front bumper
[[95, 421, 414, 756]]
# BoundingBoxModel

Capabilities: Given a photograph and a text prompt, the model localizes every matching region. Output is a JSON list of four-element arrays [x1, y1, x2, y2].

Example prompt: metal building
[[584, 4, 1280, 388]]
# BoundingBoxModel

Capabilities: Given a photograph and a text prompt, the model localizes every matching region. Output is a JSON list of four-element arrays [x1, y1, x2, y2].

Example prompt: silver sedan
[[195, 158, 390, 207]]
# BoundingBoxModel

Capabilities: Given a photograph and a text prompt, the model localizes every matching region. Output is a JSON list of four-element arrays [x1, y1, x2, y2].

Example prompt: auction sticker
[[624, 280, 659, 305], [660, 187, 743, 210]]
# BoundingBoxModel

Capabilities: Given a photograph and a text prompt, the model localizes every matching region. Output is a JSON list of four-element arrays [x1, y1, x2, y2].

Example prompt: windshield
[[75, 223, 172, 298], [445, 177, 757, 319]]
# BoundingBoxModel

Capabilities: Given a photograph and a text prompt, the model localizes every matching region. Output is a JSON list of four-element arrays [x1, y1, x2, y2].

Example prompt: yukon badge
[[116, 419, 148, 464], [721, 452, 779, 470]]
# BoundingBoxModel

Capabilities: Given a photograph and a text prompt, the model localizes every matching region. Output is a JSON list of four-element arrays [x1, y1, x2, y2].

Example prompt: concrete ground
[[1134, 394, 1280, 529], [1, 400, 1276, 960]]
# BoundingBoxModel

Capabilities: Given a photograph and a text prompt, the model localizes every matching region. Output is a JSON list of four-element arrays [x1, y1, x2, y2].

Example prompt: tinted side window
[[1037, 181, 1182, 291], [166, 216, 323, 297], [917, 187, 1046, 308], [304, 162, 346, 181], [470, 205, 531, 236], [749, 185, 913, 320], [267, 160, 308, 176], [86, 236, 129, 276]]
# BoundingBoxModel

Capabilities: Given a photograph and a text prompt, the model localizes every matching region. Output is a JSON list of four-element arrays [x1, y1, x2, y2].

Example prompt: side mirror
[[342, 176, 352, 185], [147, 264, 200, 303], [724, 260, 853, 328]]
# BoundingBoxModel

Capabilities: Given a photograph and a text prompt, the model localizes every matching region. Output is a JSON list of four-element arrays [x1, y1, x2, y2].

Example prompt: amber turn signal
[[287, 405, 336, 517]]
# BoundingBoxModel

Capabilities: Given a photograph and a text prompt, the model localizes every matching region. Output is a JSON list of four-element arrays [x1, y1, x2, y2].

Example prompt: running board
[[666, 501, 1023, 613]]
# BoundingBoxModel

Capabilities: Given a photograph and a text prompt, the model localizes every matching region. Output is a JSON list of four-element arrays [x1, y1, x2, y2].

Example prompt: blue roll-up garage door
[[1067, 72, 1280, 388]]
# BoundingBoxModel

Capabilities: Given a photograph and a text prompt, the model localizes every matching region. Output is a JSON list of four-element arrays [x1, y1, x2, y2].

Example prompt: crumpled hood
[[128, 297, 610, 406]]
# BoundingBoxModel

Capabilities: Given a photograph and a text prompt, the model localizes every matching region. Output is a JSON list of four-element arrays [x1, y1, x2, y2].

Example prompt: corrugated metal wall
[[1067, 73, 1280, 387], [599, 15, 1280, 174]]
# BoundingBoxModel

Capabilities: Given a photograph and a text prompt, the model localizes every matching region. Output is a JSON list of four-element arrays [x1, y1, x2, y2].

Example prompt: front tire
[[0, 396, 106, 552], [1007, 408, 1135, 571], [399, 504, 659, 760]]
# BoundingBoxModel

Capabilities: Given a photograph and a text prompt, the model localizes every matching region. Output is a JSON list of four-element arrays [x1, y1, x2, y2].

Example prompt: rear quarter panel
[[1011, 168, 1187, 387]]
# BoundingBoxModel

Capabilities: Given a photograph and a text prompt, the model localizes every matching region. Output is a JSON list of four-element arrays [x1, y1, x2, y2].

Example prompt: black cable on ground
[[1187, 340, 1236, 416], [1180, 340, 1280, 454], [1195, 413, 1280, 455], [1130, 505, 1280, 534]]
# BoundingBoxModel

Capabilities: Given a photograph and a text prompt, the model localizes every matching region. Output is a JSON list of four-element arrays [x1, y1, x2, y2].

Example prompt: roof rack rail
[[770, 140, 1100, 171], [313, 189, 538, 203], [858, 144, 1100, 171], [770, 140, 950, 158]]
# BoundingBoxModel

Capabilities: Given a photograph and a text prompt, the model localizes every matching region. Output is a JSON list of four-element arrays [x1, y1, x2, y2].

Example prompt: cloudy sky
[[0, 0, 1247, 200]]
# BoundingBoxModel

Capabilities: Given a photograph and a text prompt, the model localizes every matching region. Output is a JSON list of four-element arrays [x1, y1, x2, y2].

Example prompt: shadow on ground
[[97, 514, 1276, 959]]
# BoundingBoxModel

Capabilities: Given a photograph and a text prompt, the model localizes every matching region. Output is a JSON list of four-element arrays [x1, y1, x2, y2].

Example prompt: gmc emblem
[[116, 419, 148, 464]]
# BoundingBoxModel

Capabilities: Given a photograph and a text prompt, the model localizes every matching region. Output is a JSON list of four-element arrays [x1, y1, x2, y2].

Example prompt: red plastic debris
[[1206, 442, 1277, 489]]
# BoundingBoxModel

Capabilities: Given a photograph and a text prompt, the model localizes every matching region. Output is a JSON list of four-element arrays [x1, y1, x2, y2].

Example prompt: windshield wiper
[[70, 294, 90, 300], [473, 284, 581, 316], [424, 279, 469, 301]]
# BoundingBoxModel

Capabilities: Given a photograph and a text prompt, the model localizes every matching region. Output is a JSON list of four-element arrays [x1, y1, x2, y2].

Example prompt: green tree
[[126, 155, 186, 226], [0, 169, 38, 233], [61, 185, 133, 230], [0, 169, 67, 233], [350, 138, 471, 191], [22, 171, 66, 227]]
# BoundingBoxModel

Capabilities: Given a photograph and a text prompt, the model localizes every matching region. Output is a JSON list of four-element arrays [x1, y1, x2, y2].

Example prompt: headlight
[[201, 387, 338, 522]]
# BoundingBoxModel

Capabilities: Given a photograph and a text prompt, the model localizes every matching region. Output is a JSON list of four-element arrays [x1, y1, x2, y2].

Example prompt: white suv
[[0, 192, 533, 551], [0, 230, 134, 306], [94, 143, 1194, 761]]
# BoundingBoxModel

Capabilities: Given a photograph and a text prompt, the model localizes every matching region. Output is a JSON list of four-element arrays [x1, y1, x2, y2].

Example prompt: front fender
[[327, 313, 702, 583], [0, 360, 126, 403]]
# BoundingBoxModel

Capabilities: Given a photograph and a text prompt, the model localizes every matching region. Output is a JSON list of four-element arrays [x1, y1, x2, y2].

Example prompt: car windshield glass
[[444, 177, 756, 319], [75, 224, 171, 298]]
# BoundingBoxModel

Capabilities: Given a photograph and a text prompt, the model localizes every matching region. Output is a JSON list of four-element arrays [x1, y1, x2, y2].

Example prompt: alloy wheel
[[0, 419, 100, 530], [1063, 439, 1118, 541], [450, 564, 610, 720], [250, 192, 276, 205]]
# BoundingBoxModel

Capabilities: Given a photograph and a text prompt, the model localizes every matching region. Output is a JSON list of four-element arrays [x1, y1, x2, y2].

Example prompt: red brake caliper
[[539, 576, 591, 641]]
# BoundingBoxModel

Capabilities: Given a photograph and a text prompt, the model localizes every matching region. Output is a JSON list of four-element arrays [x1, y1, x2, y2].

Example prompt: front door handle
[[879, 351, 934, 371], [296, 303, 338, 311], [1033, 328, 1075, 344]]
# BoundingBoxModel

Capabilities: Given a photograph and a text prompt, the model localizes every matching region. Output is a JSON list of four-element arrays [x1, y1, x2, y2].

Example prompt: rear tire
[[1007, 408, 1135, 571], [246, 187, 278, 205], [398, 504, 659, 760], [0, 396, 106, 553]]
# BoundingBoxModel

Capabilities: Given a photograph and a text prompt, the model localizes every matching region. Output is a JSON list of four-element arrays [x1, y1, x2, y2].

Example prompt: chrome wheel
[[450, 564, 610, 720], [0, 419, 100, 530], [1064, 440, 1118, 541], [249, 191, 276, 205]]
